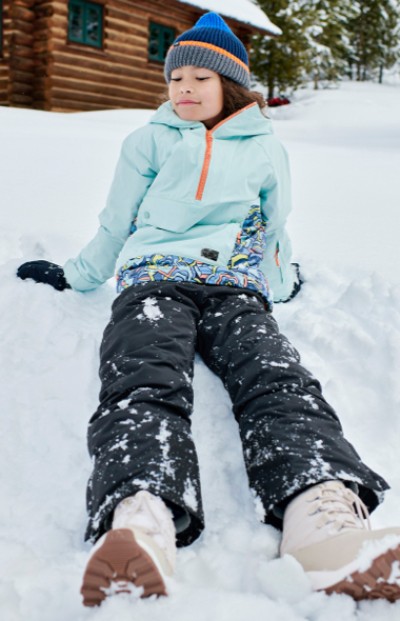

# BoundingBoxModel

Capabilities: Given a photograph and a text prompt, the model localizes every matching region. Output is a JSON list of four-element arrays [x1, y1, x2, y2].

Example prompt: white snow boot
[[280, 480, 400, 601], [81, 491, 176, 607]]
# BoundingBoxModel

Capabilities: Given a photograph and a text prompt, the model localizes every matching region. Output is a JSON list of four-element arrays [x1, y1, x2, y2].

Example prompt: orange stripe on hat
[[174, 40, 250, 73]]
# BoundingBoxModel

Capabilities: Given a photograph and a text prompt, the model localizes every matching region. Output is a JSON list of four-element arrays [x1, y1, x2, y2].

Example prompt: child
[[17, 12, 400, 606]]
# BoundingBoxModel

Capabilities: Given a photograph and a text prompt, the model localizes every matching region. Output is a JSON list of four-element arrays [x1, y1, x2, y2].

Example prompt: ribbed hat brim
[[165, 42, 250, 89]]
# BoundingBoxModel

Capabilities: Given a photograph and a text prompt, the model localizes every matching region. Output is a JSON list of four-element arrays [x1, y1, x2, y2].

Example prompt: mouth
[[177, 100, 199, 105]]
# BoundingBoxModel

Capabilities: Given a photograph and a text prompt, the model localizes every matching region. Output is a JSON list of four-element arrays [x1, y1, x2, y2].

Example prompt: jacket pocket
[[136, 198, 203, 234]]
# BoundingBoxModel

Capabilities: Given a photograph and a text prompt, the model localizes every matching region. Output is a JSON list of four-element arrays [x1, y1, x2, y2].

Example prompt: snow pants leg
[[85, 282, 204, 546], [195, 290, 389, 528], [85, 281, 388, 546]]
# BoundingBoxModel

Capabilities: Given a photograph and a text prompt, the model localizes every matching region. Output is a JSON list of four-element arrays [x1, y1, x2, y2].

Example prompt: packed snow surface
[[1, 81, 400, 620]]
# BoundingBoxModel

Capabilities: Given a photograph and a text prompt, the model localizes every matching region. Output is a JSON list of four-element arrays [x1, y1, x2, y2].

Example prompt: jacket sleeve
[[259, 137, 299, 303], [63, 128, 157, 291]]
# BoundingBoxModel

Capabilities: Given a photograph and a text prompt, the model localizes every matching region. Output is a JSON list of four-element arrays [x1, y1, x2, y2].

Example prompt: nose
[[180, 82, 193, 93]]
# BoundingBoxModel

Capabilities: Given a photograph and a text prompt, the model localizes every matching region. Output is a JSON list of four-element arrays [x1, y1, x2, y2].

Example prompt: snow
[[1, 80, 400, 619], [156, 421, 174, 478], [141, 297, 165, 322], [177, 0, 282, 35]]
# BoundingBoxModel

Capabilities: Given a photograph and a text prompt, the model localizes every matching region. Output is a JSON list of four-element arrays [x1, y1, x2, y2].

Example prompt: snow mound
[[1, 81, 400, 619]]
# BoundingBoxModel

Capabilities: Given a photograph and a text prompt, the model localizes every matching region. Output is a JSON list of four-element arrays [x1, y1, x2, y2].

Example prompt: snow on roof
[[178, 0, 282, 36]]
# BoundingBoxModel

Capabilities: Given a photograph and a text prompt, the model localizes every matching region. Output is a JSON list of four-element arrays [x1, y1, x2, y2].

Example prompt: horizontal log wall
[[3, 0, 259, 112], [33, 0, 55, 109], [0, 1, 11, 105], [8, 0, 36, 107], [46, 0, 255, 112], [45, 0, 187, 111]]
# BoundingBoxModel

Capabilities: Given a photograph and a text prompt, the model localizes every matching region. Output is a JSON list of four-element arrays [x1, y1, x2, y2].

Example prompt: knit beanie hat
[[164, 12, 250, 89]]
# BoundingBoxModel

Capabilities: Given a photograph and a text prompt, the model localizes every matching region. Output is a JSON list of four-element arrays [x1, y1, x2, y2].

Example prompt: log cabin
[[0, 0, 279, 112]]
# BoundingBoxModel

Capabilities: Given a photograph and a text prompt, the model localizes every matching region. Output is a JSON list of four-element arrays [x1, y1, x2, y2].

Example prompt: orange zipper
[[194, 102, 257, 202], [195, 131, 213, 201]]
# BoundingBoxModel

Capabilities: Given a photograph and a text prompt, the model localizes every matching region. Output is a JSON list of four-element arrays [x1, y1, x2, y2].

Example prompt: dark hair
[[220, 76, 267, 118]]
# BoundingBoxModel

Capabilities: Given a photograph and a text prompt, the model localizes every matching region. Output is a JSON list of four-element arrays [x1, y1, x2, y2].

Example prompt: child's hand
[[17, 260, 71, 291]]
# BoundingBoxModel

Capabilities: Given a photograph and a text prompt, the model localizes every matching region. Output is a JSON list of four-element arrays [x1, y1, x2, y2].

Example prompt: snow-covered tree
[[252, 1, 400, 92], [347, 0, 400, 82], [251, 1, 313, 98], [301, 0, 358, 88]]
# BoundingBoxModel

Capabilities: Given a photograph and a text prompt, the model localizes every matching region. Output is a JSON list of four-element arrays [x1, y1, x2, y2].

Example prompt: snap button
[[143, 211, 150, 219]]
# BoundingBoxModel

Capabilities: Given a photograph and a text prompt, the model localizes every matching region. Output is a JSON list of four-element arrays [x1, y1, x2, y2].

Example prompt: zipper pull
[[275, 242, 284, 283]]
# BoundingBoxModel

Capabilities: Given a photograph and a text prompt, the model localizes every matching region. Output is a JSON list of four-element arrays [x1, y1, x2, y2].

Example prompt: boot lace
[[307, 482, 371, 533]]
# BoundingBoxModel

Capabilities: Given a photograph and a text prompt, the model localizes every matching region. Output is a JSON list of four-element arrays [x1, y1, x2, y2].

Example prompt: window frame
[[148, 21, 176, 63], [68, 0, 104, 50]]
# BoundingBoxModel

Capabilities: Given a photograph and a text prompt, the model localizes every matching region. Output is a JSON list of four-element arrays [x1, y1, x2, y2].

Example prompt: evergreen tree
[[251, 1, 400, 94], [251, 1, 357, 94], [376, 0, 400, 82], [251, 1, 313, 98], [348, 0, 400, 81], [302, 0, 358, 87]]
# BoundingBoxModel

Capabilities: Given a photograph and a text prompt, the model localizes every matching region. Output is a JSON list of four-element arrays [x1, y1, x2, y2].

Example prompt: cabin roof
[[177, 0, 281, 36]]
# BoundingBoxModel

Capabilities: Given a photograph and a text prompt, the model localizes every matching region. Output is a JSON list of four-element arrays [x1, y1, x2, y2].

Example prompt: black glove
[[285, 262, 303, 302], [17, 260, 71, 291]]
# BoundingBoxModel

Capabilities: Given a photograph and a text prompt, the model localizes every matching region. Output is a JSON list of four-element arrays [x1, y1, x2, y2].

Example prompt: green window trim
[[68, 0, 103, 49], [148, 22, 175, 62]]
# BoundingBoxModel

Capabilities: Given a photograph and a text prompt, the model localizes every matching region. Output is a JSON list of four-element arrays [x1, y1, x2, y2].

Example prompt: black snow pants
[[85, 281, 388, 546]]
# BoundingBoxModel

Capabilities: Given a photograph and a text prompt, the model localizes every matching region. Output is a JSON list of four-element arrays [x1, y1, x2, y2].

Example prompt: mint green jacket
[[64, 101, 297, 302]]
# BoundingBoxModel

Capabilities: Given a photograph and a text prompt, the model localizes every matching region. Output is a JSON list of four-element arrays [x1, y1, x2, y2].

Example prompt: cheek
[[214, 87, 224, 112], [204, 86, 223, 111], [168, 85, 180, 111]]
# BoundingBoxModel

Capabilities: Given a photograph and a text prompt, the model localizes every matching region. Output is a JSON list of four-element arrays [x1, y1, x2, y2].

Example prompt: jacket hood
[[150, 100, 273, 139]]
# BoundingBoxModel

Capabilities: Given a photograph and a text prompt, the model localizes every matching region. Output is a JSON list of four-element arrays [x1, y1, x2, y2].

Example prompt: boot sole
[[81, 528, 167, 607], [323, 543, 400, 602]]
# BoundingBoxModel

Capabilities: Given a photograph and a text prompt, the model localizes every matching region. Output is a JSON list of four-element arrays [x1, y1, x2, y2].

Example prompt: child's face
[[169, 65, 224, 129]]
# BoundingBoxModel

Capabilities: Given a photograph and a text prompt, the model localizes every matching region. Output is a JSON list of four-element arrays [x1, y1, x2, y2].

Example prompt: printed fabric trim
[[116, 205, 273, 309]]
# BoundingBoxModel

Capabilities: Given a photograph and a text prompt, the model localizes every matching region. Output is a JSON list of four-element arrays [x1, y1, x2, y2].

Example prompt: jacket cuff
[[63, 259, 102, 292]]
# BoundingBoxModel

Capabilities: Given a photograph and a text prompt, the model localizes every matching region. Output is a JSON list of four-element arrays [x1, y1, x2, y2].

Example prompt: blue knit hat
[[164, 12, 250, 89]]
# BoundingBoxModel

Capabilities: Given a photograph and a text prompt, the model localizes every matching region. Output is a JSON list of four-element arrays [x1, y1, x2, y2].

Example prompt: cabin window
[[68, 0, 103, 49], [148, 22, 175, 62]]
